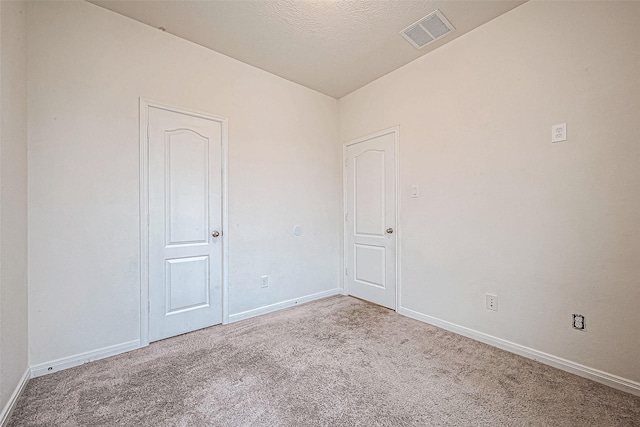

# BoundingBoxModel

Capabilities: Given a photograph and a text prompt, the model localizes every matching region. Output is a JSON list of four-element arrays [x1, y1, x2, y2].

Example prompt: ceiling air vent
[[400, 10, 455, 49]]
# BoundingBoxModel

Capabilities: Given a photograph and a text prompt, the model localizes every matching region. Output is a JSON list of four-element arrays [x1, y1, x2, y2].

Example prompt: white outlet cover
[[552, 123, 567, 143], [485, 294, 498, 311], [572, 314, 586, 330]]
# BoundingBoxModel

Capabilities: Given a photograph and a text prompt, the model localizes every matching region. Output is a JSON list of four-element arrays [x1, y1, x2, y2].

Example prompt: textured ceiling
[[89, 0, 526, 98]]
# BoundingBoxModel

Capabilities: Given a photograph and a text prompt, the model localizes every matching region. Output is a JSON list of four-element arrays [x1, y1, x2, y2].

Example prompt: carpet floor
[[7, 295, 640, 426]]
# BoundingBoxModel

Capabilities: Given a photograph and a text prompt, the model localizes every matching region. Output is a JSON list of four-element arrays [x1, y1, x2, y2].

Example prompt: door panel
[[345, 131, 396, 309], [166, 130, 209, 246], [354, 244, 386, 288], [166, 256, 209, 314], [355, 150, 385, 236], [149, 106, 222, 342]]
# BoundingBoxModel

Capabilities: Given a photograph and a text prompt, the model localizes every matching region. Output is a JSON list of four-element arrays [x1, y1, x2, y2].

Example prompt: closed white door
[[345, 130, 397, 309], [148, 106, 223, 342]]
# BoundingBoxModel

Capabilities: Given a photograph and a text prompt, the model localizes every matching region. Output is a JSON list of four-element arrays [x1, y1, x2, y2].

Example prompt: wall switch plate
[[572, 314, 585, 331], [261, 275, 269, 288], [486, 294, 498, 311], [411, 185, 419, 198], [552, 123, 567, 143]]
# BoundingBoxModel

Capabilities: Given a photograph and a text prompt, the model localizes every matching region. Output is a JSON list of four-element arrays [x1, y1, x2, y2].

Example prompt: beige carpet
[[7, 295, 640, 426]]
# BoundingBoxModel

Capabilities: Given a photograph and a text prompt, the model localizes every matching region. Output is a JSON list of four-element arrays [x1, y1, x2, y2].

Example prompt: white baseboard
[[30, 339, 140, 378], [0, 367, 30, 427], [398, 306, 640, 397], [29, 290, 338, 377], [229, 288, 341, 323]]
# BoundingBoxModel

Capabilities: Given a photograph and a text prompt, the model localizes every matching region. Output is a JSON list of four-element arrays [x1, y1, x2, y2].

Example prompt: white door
[[345, 130, 397, 309], [148, 106, 223, 342]]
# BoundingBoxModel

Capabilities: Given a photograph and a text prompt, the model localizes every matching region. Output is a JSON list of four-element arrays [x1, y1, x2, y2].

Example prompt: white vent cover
[[400, 10, 455, 49]]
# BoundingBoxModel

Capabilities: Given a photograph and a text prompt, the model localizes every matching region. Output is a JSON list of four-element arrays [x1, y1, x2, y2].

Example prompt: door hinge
[[345, 267, 348, 276], [345, 212, 348, 222], [344, 158, 348, 167]]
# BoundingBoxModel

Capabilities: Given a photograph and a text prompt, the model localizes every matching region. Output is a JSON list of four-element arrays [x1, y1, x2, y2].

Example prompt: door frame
[[139, 98, 229, 347], [342, 126, 401, 311]]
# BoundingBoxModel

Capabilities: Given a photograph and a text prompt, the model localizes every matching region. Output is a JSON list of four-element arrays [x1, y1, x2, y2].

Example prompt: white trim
[[30, 340, 140, 378], [228, 289, 341, 323], [340, 145, 347, 294], [0, 368, 30, 426], [394, 128, 401, 311], [221, 117, 230, 325], [139, 97, 150, 346], [398, 306, 640, 397], [139, 98, 230, 347], [342, 126, 400, 310]]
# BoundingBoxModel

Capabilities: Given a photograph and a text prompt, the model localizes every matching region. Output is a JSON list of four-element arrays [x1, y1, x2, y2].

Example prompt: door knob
[[211, 231, 220, 238], [386, 228, 394, 234]]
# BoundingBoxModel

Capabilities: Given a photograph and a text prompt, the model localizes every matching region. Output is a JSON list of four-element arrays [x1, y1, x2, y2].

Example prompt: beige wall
[[0, 0, 29, 416], [339, 1, 640, 382], [16, 0, 640, 393], [27, 1, 340, 366]]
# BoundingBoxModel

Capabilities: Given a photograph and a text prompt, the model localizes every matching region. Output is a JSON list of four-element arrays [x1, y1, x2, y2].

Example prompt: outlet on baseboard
[[486, 294, 498, 311], [261, 275, 269, 288]]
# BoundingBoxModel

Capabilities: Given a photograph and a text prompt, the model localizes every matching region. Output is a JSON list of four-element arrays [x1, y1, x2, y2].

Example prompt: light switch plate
[[552, 123, 567, 143], [411, 185, 419, 198]]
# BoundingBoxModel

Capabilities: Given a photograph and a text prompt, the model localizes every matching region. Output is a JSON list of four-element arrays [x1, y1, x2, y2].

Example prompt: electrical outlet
[[261, 275, 269, 288], [572, 314, 585, 331], [552, 123, 567, 143], [486, 294, 498, 311]]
